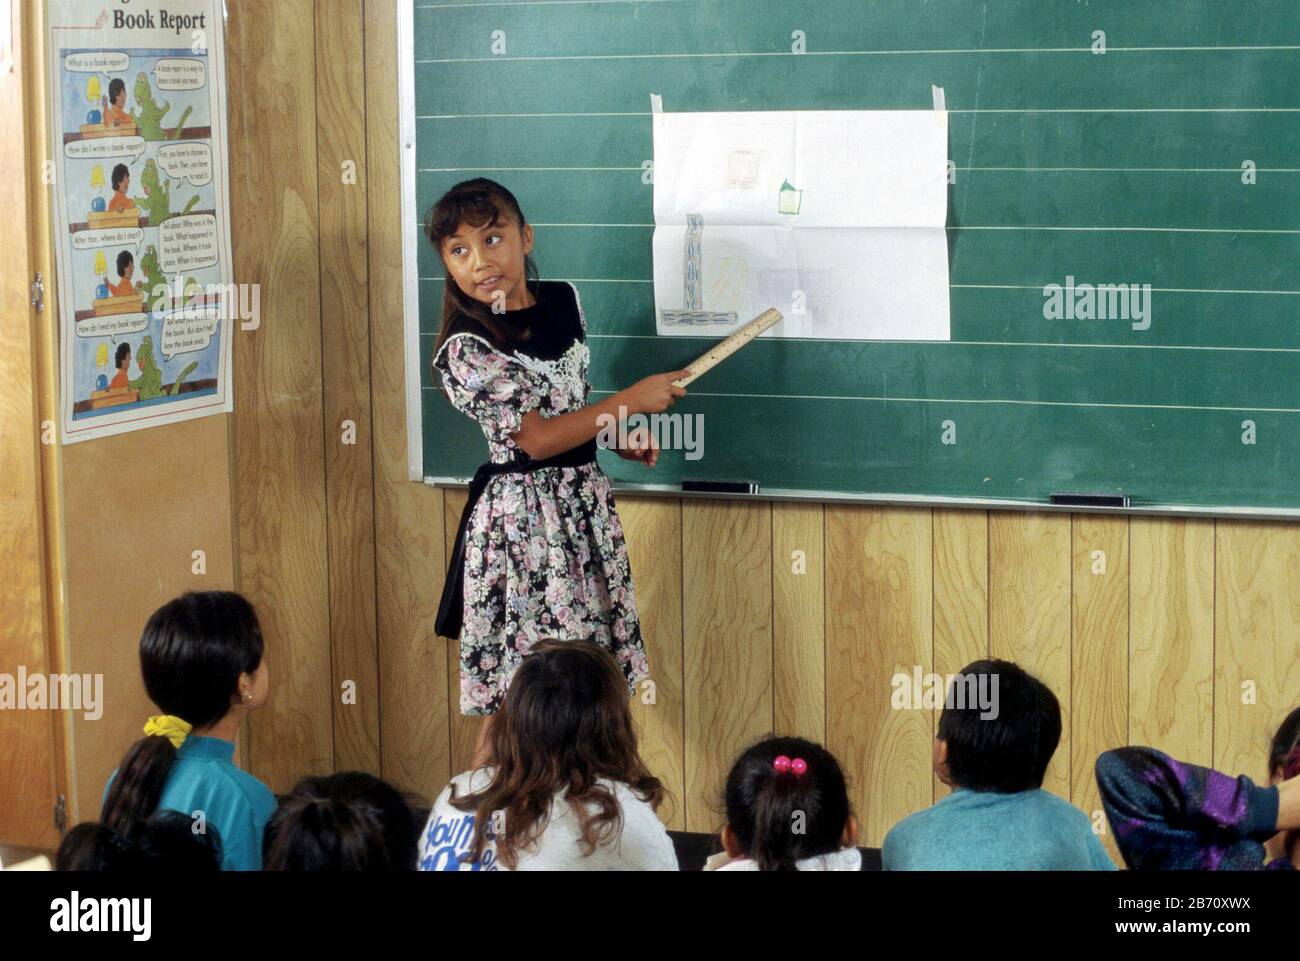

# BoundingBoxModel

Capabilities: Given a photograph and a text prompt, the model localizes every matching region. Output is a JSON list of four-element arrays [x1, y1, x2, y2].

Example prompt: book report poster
[[48, 0, 234, 443]]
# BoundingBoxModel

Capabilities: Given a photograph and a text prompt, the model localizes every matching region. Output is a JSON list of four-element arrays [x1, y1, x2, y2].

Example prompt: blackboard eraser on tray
[[682, 479, 760, 495], [1050, 492, 1131, 508]]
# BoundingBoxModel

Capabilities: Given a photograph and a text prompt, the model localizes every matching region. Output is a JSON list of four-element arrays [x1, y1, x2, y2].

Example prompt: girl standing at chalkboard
[[426, 178, 687, 755]]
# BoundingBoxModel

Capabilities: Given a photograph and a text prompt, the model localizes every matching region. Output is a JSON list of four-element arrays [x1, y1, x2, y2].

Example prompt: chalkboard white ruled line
[[416, 329, 1300, 354], [960, 226, 1300, 234], [418, 276, 654, 283], [413, 330, 1300, 356], [416, 109, 1300, 119], [419, 382, 1300, 415], [416, 277, 1300, 295], [417, 46, 1300, 64], [949, 284, 1300, 295], [419, 0, 690, 8], [500, 223, 1300, 235], [585, 389, 1300, 415], [959, 167, 1300, 174], [418, 112, 647, 118], [418, 165, 1300, 174], [950, 108, 1300, 113], [420, 166, 647, 172], [582, 336, 1300, 354]]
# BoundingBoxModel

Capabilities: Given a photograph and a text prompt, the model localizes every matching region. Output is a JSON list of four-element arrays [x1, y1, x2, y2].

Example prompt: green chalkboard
[[407, 0, 1299, 514]]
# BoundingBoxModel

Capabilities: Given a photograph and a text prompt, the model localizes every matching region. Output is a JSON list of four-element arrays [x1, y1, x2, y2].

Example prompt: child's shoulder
[[205, 758, 278, 815], [549, 278, 581, 307], [440, 312, 494, 348], [1025, 787, 1082, 811], [445, 766, 495, 798], [154, 755, 275, 825], [538, 279, 584, 337], [229, 761, 277, 799], [1023, 788, 1094, 829], [604, 779, 666, 820], [537, 278, 576, 298], [528, 278, 576, 303], [884, 788, 990, 847], [882, 797, 937, 845], [434, 319, 513, 372]]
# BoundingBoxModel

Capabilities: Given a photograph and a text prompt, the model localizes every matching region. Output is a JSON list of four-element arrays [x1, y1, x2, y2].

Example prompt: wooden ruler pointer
[[671, 307, 783, 388]]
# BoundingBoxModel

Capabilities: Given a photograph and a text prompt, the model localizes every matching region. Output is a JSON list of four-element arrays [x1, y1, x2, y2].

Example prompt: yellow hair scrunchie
[[143, 714, 192, 749]]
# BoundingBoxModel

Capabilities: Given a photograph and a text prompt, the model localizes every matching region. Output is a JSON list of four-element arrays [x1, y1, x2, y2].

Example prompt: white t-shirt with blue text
[[418, 768, 678, 871]]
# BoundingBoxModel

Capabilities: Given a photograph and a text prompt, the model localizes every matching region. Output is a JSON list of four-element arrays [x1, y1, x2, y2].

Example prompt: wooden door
[[0, 0, 69, 854]]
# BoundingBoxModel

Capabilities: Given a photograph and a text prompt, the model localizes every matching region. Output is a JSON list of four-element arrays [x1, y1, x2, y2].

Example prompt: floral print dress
[[433, 280, 650, 715]]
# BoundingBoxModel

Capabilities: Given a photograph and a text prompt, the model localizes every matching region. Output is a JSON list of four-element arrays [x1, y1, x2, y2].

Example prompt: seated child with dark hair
[[883, 658, 1114, 870], [418, 639, 677, 871], [102, 591, 275, 871], [705, 735, 861, 871], [263, 772, 421, 871], [56, 811, 222, 872], [1096, 705, 1300, 870]]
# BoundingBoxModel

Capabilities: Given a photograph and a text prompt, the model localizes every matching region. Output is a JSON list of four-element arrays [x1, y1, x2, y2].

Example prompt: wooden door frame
[[0, 0, 73, 854]]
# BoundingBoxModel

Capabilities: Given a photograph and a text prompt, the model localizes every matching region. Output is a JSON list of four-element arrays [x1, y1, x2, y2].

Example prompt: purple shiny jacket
[[1096, 746, 1291, 871]]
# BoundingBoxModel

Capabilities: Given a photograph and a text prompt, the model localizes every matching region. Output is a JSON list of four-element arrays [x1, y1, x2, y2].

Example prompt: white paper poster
[[48, 0, 235, 443], [652, 108, 951, 341]]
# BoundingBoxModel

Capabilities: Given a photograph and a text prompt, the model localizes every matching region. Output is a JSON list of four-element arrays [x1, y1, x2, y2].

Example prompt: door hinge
[[30, 272, 44, 313], [53, 793, 67, 834]]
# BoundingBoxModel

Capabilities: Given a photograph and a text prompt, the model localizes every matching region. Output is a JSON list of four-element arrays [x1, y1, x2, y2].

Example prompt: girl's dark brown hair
[[451, 639, 663, 869], [100, 591, 264, 836], [424, 177, 540, 357]]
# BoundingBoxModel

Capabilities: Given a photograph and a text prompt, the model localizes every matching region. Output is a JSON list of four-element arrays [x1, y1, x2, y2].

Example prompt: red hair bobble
[[773, 755, 808, 776]]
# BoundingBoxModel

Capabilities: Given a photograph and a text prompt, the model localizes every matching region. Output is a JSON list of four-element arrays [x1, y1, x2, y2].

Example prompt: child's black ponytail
[[723, 736, 852, 872], [100, 737, 179, 836], [100, 591, 264, 835]]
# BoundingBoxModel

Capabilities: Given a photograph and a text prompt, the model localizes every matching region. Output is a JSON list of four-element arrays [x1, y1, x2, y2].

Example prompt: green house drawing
[[778, 179, 802, 214]]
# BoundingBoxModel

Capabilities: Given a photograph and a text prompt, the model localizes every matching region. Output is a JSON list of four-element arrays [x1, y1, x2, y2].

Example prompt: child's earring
[[241, 689, 252, 703]]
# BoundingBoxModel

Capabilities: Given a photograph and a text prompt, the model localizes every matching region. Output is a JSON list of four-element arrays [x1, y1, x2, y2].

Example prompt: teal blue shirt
[[882, 787, 1118, 871], [104, 735, 277, 871]]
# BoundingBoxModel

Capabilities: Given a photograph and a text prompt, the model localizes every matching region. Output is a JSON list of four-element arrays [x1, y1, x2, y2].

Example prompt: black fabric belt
[[435, 438, 599, 640]]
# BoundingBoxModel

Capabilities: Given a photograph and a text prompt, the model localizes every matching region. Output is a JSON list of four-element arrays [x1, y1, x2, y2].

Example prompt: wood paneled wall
[[607, 507, 1300, 850], [426, 497, 1299, 851], [22, 1, 1297, 856]]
